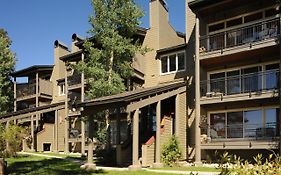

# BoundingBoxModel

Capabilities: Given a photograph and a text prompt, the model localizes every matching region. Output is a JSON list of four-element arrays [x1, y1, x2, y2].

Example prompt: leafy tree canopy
[[0, 29, 16, 115], [75, 0, 146, 99]]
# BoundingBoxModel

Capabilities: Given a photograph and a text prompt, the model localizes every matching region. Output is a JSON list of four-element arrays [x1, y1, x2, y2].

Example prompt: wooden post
[[153, 101, 163, 168], [195, 17, 202, 164], [129, 109, 141, 170], [64, 63, 69, 154], [81, 53, 86, 155], [31, 115, 35, 152], [36, 72, 39, 128]]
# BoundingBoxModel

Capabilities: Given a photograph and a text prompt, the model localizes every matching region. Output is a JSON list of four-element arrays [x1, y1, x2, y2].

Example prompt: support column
[[129, 109, 141, 170], [153, 101, 163, 168], [81, 118, 86, 155], [54, 110, 58, 153], [175, 94, 180, 135], [64, 63, 69, 154], [279, 15, 281, 155], [31, 116, 35, 152], [13, 77, 16, 112], [195, 17, 202, 164], [13, 78, 17, 124], [81, 53, 86, 155], [36, 72, 39, 127]]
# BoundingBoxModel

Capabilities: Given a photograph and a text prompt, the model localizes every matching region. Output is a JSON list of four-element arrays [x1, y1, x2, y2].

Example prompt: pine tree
[[0, 29, 16, 115], [76, 0, 146, 98]]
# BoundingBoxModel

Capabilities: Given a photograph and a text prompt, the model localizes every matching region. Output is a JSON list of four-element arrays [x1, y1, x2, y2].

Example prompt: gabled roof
[[12, 65, 54, 77]]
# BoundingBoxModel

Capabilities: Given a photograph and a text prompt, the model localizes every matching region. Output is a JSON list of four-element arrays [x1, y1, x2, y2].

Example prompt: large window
[[265, 64, 279, 90], [244, 110, 263, 138], [208, 63, 279, 96], [209, 108, 279, 140], [227, 112, 243, 138], [160, 52, 185, 74], [241, 66, 262, 93]]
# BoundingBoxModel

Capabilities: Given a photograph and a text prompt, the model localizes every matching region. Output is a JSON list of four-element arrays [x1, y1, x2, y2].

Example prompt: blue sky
[[0, 0, 185, 71]]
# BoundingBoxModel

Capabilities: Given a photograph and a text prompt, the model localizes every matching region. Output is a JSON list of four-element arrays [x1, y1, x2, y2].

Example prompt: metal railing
[[200, 70, 279, 97], [200, 18, 280, 53], [201, 122, 278, 141]]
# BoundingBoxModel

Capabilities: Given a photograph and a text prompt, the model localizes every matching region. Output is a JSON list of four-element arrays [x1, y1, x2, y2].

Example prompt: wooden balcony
[[201, 123, 279, 150], [199, 17, 280, 61], [200, 70, 279, 105], [16, 79, 52, 101]]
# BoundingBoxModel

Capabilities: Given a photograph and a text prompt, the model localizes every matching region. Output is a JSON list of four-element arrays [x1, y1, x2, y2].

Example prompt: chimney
[[149, 0, 169, 29]]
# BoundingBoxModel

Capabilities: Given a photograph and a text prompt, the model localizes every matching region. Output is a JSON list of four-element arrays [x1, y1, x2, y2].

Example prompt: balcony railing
[[201, 122, 279, 141], [16, 79, 52, 99], [200, 18, 280, 53], [200, 70, 279, 97], [68, 74, 81, 87]]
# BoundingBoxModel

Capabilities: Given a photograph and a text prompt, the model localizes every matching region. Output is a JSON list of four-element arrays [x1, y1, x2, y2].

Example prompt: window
[[208, 63, 278, 97], [209, 108, 279, 140], [265, 64, 279, 90], [58, 83, 65, 96], [265, 108, 279, 137], [210, 72, 225, 93], [242, 66, 262, 92], [227, 70, 240, 94], [244, 12, 263, 23], [244, 110, 263, 138], [161, 56, 168, 73], [160, 52, 185, 74], [226, 18, 242, 28], [210, 113, 226, 139], [209, 22, 224, 33], [227, 112, 243, 138]]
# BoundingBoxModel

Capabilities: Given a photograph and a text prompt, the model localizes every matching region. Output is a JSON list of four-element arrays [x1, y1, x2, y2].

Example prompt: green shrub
[[218, 152, 281, 175], [0, 123, 28, 157], [161, 135, 182, 167]]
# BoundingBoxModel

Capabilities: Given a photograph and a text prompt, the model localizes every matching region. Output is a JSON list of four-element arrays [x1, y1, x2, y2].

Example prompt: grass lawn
[[6, 155, 173, 175], [151, 166, 220, 172]]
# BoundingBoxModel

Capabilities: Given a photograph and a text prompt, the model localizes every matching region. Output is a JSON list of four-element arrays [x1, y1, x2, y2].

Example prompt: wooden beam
[[0, 105, 64, 123], [126, 86, 186, 113]]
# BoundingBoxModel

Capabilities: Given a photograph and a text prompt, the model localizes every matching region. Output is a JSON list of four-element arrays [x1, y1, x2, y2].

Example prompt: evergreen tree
[[0, 29, 16, 115], [76, 0, 146, 98]]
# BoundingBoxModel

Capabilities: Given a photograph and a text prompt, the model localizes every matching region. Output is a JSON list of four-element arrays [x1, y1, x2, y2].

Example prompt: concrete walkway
[[18, 152, 220, 175]]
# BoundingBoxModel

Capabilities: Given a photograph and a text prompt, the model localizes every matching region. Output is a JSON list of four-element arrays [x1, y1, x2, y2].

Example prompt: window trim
[[160, 51, 186, 75]]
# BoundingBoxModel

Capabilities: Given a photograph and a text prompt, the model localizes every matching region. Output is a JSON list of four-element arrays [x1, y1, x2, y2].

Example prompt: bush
[[161, 135, 182, 167], [0, 123, 28, 157], [218, 152, 281, 175]]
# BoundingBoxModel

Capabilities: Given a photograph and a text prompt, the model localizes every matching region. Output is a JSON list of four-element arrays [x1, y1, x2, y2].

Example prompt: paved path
[[19, 152, 220, 175]]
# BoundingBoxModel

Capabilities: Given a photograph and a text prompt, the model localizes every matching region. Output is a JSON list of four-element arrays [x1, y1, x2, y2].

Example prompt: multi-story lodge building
[[188, 0, 280, 163], [0, 0, 280, 167]]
